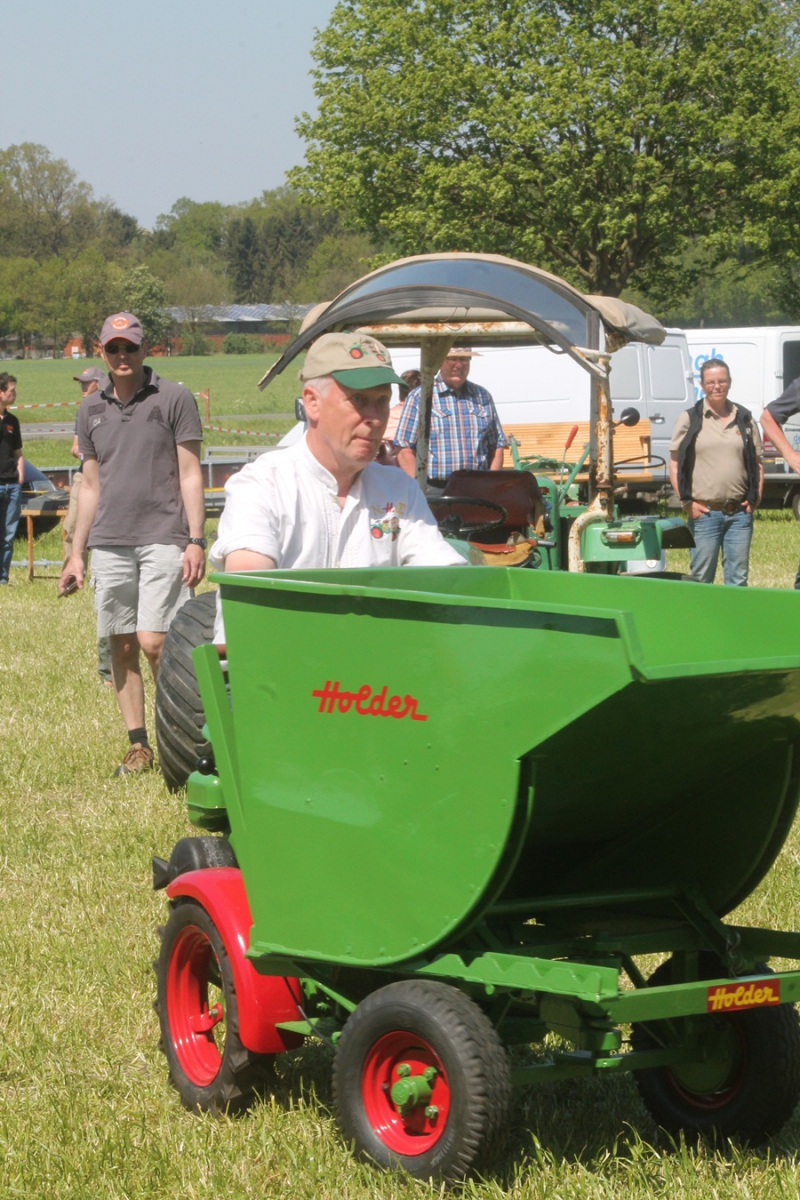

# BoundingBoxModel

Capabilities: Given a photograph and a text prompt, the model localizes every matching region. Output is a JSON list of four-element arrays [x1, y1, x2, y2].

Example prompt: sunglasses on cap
[[104, 341, 142, 355]]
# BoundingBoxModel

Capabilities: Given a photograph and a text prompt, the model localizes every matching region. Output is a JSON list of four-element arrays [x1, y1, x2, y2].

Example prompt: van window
[[783, 341, 800, 391], [609, 347, 641, 401], [648, 346, 686, 400]]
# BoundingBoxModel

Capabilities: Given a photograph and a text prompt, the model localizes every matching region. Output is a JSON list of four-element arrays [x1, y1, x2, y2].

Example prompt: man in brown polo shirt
[[669, 358, 763, 585], [58, 312, 206, 775]]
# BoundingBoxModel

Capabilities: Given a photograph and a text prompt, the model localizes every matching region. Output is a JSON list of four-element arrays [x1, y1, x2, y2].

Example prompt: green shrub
[[223, 333, 266, 354], [179, 330, 212, 355]]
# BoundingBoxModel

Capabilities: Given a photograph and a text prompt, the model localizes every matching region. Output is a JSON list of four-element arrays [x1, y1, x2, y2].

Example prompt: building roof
[[168, 303, 315, 324]]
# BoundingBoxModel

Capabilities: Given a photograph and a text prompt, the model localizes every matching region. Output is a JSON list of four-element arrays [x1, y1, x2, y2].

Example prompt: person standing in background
[[670, 358, 762, 585], [64, 366, 112, 682], [0, 373, 24, 585], [63, 366, 105, 561], [394, 348, 507, 484]]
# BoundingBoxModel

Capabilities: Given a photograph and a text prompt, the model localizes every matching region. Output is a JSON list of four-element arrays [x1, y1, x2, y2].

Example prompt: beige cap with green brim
[[299, 332, 405, 388]]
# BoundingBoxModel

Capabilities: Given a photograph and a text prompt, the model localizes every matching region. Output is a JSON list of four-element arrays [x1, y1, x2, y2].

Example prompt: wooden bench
[[502, 420, 653, 482], [20, 507, 68, 580]]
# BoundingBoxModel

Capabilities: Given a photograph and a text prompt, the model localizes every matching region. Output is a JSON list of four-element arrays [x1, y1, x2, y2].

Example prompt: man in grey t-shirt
[[58, 312, 206, 776]]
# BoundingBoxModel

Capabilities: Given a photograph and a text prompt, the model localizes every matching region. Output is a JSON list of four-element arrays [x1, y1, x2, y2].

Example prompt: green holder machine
[[154, 566, 800, 1181]]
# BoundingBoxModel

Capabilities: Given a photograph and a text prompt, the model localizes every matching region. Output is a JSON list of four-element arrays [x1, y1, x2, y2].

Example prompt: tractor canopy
[[258, 253, 665, 391]]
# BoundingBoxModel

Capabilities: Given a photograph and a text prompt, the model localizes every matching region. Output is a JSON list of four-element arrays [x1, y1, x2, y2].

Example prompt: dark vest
[[676, 400, 759, 507]]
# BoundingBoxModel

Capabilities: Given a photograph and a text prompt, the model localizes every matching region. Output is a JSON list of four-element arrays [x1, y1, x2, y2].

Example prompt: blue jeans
[[0, 482, 21, 582], [688, 508, 753, 586]]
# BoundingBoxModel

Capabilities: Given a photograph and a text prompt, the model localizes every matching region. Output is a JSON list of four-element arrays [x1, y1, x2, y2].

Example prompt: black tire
[[632, 957, 800, 1144], [791, 490, 800, 522], [155, 899, 274, 1114], [334, 980, 511, 1182], [156, 591, 217, 792]]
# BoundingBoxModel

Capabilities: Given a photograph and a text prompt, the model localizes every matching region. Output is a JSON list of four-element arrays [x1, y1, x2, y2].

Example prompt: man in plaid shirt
[[394, 348, 507, 485]]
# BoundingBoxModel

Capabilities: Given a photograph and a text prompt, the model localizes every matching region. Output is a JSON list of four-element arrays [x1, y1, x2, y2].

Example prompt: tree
[[153, 198, 228, 259], [223, 190, 342, 302], [224, 215, 264, 302], [293, 0, 800, 297], [64, 251, 123, 357], [119, 264, 170, 348], [166, 261, 229, 355], [294, 231, 376, 301], [0, 143, 98, 260], [0, 257, 40, 350]]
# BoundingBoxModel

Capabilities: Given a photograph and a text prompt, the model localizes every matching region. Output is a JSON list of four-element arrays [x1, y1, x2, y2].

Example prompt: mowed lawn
[[11, 355, 300, 466], [4, 519, 800, 1197], [9, 353, 304, 421]]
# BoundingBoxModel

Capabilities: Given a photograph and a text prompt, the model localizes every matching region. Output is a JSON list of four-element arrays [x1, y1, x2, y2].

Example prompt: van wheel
[[155, 592, 217, 792], [791, 491, 800, 522]]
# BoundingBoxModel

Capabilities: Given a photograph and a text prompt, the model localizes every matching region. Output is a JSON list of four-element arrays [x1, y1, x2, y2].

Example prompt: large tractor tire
[[156, 591, 217, 792]]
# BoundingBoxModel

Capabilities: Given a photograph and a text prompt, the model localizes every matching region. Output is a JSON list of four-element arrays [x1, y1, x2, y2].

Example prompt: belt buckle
[[723, 500, 739, 515]]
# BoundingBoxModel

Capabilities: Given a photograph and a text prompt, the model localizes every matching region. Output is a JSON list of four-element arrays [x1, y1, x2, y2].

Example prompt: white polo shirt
[[210, 436, 464, 641]]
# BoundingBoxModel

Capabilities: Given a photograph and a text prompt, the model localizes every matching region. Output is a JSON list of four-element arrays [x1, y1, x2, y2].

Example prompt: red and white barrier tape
[[16, 401, 79, 409], [202, 423, 279, 440]]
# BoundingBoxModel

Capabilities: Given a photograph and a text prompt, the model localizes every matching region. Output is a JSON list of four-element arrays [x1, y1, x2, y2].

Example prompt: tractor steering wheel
[[433, 496, 508, 539]]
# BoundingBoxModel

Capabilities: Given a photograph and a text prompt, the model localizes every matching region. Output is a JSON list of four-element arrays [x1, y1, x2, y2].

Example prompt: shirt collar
[[300, 432, 342, 491], [435, 373, 472, 400], [702, 397, 736, 421], [300, 433, 367, 502], [100, 365, 159, 405]]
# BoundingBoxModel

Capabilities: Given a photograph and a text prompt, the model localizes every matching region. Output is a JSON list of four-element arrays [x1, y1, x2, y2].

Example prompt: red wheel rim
[[666, 1018, 747, 1111], [361, 1031, 451, 1155], [166, 924, 226, 1087]]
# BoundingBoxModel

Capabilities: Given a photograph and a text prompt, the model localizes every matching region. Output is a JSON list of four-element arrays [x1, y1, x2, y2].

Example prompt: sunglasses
[[105, 341, 141, 355]]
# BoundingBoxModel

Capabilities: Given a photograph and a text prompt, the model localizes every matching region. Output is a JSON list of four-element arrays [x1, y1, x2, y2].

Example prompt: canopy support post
[[415, 335, 455, 488]]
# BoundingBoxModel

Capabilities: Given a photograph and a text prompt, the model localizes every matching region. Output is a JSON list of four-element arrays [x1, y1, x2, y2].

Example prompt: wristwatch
[[187, 537, 208, 549]]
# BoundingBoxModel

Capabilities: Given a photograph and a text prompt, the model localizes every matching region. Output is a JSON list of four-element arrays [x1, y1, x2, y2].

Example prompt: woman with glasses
[[669, 358, 763, 585]]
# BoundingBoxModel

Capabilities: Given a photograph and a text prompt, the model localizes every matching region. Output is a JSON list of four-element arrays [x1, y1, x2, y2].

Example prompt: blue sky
[[2, 0, 338, 229]]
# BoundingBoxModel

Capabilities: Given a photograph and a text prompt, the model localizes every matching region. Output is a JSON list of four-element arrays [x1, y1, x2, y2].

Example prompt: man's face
[[80, 380, 100, 398], [305, 378, 391, 474], [0, 384, 16, 408], [101, 339, 146, 380], [440, 355, 471, 391]]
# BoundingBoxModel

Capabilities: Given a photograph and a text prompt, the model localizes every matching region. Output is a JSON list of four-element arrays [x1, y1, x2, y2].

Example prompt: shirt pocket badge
[[370, 513, 400, 542]]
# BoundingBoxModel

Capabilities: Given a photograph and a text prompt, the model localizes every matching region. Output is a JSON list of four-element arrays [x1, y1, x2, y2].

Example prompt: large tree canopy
[[293, 0, 800, 295]]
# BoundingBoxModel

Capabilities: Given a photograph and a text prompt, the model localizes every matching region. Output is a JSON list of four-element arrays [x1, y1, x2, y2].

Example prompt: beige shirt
[[670, 401, 763, 503]]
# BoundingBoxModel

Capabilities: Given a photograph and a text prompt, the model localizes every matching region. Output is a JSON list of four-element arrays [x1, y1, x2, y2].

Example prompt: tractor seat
[[436, 469, 546, 540]]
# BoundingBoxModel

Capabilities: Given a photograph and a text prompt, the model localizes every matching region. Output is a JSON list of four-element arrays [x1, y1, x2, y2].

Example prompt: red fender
[[166, 867, 303, 1055]]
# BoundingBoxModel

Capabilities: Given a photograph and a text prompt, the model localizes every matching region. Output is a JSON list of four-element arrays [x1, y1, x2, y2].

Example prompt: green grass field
[[8, 354, 304, 423], [4, 519, 800, 1197], [11, 354, 299, 470]]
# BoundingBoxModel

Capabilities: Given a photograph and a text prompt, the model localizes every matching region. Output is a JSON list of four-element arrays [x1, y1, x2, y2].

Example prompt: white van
[[683, 327, 800, 512], [684, 326, 800, 417], [389, 330, 694, 480]]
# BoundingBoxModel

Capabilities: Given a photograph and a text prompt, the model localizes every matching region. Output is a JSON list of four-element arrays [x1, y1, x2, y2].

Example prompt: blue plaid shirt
[[393, 375, 508, 478]]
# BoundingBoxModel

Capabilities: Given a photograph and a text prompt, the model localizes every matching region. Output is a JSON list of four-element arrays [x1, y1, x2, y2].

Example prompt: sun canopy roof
[[259, 253, 664, 390]]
